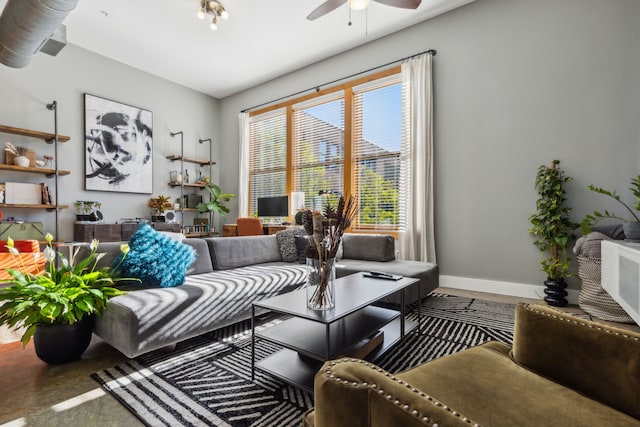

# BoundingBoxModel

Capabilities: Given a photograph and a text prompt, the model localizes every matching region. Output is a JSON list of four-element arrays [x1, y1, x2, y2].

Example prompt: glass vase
[[306, 257, 336, 310]]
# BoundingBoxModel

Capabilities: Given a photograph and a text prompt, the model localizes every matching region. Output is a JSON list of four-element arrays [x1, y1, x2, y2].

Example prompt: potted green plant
[[196, 184, 236, 218], [580, 176, 640, 241], [528, 160, 578, 307], [73, 201, 101, 222], [0, 234, 135, 364]]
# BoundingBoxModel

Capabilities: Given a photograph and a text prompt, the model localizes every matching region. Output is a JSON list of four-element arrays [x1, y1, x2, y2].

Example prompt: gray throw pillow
[[294, 235, 309, 264], [275, 227, 306, 262]]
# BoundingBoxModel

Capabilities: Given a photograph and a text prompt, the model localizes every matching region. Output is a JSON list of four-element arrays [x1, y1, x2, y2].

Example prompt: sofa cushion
[[182, 238, 214, 275], [275, 227, 306, 262], [335, 259, 438, 305], [512, 303, 640, 419], [206, 235, 281, 270], [295, 235, 309, 264], [342, 234, 395, 261], [114, 223, 196, 288]]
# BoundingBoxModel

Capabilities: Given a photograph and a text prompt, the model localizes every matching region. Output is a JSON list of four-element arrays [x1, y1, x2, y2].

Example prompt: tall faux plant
[[528, 160, 578, 281]]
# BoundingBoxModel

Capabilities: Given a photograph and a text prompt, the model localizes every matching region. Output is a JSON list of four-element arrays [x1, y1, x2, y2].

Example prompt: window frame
[[248, 66, 402, 236]]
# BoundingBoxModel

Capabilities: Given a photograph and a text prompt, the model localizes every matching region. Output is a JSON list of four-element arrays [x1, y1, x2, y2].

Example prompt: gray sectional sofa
[[91, 232, 438, 358]]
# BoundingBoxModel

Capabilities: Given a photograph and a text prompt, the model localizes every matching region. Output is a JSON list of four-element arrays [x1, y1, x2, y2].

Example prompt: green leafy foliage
[[0, 237, 136, 346], [580, 176, 640, 234], [196, 184, 236, 217], [528, 160, 578, 280]]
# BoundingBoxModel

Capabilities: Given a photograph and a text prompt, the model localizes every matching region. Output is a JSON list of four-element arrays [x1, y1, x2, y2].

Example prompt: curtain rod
[[241, 48, 436, 113]]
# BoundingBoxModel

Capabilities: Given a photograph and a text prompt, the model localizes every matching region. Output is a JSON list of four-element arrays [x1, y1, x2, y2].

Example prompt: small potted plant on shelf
[[148, 195, 173, 222], [528, 160, 578, 307], [196, 184, 236, 219], [0, 234, 136, 364], [4, 143, 30, 167], [73, 201, 102, 222], [580, 175, 640, 241]]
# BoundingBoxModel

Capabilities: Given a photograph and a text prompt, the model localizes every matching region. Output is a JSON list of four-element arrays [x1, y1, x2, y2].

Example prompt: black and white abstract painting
[[84, 94, 153, 194]]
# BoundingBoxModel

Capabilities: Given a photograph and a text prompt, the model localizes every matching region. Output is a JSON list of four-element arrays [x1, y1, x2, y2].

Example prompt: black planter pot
[[543, 278, 568, 307], [33, 315, 94, 364]]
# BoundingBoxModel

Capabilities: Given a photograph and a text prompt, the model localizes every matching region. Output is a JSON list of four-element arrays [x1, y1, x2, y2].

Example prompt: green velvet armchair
[[303, 303, 640, 427]]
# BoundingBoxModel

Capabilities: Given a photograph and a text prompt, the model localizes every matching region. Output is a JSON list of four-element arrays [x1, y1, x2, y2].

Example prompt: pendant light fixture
[[197, 0, 228, 31]]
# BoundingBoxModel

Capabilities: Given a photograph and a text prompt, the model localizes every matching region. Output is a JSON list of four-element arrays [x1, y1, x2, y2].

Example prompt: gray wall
[[0, 44, 219, 242], [219, 0, 640, 291]]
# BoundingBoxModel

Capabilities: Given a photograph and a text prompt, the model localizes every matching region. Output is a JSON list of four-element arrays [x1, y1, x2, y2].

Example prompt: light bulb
[[221, 10, 228, 20], [210, 17, 218, 30], [197, 8, 205, 19], [349, 0, 370, 11]]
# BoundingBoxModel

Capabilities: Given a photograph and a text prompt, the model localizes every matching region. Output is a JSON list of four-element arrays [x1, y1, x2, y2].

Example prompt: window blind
[[292, 94, 345, 211], [247, 109, 287, 216], [352, 76, 404, 230]]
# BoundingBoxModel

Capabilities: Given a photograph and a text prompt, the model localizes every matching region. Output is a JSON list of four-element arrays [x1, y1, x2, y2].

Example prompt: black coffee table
[[251, 273, 421, 392]]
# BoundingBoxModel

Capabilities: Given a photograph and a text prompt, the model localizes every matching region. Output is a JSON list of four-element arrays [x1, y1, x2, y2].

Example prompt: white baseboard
[[439, 275, 579, 305]]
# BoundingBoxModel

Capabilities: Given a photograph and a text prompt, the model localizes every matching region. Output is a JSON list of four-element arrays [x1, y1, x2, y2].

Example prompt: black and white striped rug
[[91, 294, 516, 427]]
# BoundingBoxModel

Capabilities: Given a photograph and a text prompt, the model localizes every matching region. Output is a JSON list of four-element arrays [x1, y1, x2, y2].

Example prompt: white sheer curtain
[[398, 53, 436, 263], [238, 111, 250, 216]]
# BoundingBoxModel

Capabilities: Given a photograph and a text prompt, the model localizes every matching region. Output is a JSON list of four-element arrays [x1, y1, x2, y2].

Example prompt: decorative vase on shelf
[[13, 156, 30, 167], [306, 257, 336, 310]]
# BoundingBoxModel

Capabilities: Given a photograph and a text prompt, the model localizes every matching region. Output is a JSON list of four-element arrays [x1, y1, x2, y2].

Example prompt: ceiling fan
[[307, 0, 422, 21]]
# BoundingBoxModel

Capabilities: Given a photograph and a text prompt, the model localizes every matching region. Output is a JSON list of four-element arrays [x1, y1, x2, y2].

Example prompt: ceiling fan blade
[[373, 0, 422, 9], [307, 0, 347, 20]]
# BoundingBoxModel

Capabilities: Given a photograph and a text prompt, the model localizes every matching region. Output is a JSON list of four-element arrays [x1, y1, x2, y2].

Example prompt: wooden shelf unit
[[0, 124, 70, 143], [167, 139, 216, 236], [1, 111, 70, 241]]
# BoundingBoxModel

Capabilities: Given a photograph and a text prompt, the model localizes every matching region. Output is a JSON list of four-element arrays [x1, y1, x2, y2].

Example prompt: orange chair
[[236, 218, 264, 236], [0, 239, 45, 280]]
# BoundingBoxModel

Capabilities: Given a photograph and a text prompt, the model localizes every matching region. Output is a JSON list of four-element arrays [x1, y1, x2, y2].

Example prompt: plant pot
[[543, 278, 568, 307], [76, 214, 91, 222], [33, 315, 94, 364], [623, 222, 640, 242], [13, 155, 30, 167]]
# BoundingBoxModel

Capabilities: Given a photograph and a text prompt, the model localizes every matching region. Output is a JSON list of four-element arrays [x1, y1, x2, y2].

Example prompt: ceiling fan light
[[220, 9, 229, 20], [210, 16, 218, 30], [197, 8, 206, 19], [349, 0, 370, 11]]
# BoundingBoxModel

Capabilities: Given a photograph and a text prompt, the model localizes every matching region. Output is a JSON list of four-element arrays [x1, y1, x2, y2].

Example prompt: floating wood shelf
[[0, 124, 70, 143], [0, 164, 70, 176], [166, 155, 216, 166], [184, 232, 217, 238], [168, 182, 207, 188], [0, 204, 69, 209], [178, 208, 200, 212]]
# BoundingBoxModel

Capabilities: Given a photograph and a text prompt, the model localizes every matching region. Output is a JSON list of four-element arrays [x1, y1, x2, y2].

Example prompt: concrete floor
[[0, 287, 637, 426]]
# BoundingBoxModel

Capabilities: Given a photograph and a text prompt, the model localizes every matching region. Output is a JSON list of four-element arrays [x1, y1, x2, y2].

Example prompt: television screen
[[257, 196, 289, 217]]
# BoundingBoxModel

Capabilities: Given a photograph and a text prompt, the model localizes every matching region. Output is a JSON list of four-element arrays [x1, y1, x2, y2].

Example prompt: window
[[247, 68, 405, 233], [352, 76, 403, 230], [247, 109, 287, 215], [292, 94, 345, 211]]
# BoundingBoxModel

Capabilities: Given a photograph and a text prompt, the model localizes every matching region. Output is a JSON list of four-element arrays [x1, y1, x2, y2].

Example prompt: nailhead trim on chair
[[325, 359, 481, 427], [525, 305, 640, 342]]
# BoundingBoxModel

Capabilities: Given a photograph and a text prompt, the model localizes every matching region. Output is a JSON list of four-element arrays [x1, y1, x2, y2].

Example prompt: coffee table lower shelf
[[255, 317, 417, 393]]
